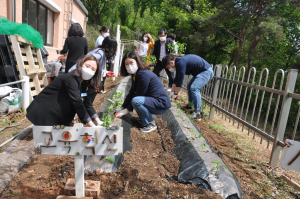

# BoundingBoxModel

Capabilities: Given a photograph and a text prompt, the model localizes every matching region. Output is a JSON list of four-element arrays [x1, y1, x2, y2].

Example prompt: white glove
[[169, 92, 175, 98], [96, 121, 104, 126], [115, 109, 129, 118]]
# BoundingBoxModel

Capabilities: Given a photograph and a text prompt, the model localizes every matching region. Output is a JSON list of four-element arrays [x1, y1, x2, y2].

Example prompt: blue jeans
[[187, 68, 214, 111], [131, 96, 169, 126]]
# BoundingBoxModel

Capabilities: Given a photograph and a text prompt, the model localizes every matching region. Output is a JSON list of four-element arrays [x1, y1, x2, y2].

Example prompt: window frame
[[22, 0, 54, 47]]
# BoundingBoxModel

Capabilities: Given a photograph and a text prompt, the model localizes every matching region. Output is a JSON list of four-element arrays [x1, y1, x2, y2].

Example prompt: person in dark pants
[[100, 57, 114, 93], [26, 55, 103, 127], [115, 52, 171, 132], [152, 28, 174, 91], [162, 54, 214, 120], [59, 23, 88, 73]]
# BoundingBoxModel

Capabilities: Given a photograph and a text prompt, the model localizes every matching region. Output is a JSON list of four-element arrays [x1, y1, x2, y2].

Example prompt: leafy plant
[[167, 43, 176, 53], [195, 132, 204, 138], [101, 113, 115, 127], [200, 141, 206, 151], [177, 42, 187, 54], [132, 185, 140, 195], [211, 160, 227, 175]]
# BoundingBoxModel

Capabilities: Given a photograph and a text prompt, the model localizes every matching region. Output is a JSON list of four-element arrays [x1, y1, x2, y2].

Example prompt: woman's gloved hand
[[106, 71, 116, 77], [169, 92, 175, 98], [115, 109, 129, 118]]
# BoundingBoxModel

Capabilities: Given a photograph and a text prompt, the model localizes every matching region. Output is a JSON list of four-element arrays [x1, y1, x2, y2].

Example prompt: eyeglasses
[[106, 126, 119, 131], [53, 125, 65, 130]]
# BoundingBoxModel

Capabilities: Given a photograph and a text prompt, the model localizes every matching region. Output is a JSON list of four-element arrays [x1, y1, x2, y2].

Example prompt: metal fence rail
[[181, 65, 300, 168]]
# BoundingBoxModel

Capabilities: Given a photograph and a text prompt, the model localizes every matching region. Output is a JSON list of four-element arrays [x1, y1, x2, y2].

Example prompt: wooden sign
[[279, 139, 300, 172], [33, 126, 123, 156]]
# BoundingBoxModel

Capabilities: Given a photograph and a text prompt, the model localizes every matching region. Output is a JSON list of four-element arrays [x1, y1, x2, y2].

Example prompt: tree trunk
[[234, 35, 245, 66]]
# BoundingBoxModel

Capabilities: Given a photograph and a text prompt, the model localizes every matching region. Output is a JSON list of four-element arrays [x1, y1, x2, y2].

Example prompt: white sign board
[[134, 40, 145, 52], [279, 139, 300, 172], [33, 126, 123, 156]]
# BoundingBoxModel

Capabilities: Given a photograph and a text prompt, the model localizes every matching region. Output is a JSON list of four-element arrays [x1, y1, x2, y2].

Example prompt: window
[[22, 0, 54, 46]]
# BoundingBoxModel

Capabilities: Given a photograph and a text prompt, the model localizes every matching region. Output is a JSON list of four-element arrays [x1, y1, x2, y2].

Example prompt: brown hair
[[120, 52, 149, 76], [73, 55, 103, 90]]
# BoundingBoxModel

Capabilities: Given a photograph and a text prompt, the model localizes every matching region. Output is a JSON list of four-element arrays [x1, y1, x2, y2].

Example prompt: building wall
[[0, 0, 87, 62]]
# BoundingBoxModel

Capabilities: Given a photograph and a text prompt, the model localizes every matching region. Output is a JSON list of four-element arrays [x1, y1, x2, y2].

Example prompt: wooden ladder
[[9, 35, 48, 101]]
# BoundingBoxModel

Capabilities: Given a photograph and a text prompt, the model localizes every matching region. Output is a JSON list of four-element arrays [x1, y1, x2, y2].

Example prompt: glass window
[[47, 11, 54, 46], [22, 0, 28, 24], [28, 0, 37, 29], [38, 5, 46, 43]]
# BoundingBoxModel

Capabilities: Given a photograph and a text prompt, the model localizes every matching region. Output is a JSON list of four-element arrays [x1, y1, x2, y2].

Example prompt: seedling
[[101, 113, 115, 127], [195, 132, 204, 139], [211, 160, 227, 176], [132, 185, 140, 195], [106, 92, 124, 113], [106, 156, 115, 163], [200, 142, 206, 151]]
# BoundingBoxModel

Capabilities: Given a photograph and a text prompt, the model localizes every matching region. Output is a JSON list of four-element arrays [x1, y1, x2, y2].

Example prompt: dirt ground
[[0, 78, 300, 198]]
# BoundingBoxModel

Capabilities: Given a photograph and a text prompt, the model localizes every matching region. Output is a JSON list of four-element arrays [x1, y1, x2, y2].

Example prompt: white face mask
[[169, 67, 175, 72], [126, 65, 138, 74], [143, 37, 148, 42], [81, 67, 95, 80], [103, 33, 110, 37], [159, 36, 166, 42]]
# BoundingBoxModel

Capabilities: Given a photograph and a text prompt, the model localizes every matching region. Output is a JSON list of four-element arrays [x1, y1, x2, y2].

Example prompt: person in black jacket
[[152, 28, 174, 91], [115, 52, 171, 132], [59, 23, 88, 73], [26, 55, 103, 127]]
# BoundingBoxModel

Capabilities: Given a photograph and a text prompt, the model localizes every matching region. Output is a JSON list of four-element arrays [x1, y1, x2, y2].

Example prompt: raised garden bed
[[0, 76, 299, 199]]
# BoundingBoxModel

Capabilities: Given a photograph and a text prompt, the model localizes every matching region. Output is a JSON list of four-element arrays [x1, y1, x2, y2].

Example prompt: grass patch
[[208, 123, 225, 132]]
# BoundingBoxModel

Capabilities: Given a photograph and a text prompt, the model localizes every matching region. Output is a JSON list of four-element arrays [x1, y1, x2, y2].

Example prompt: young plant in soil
[[211, 160, 227, 176], [103, 92, 125, 127], [167, 43, 176, 53], [177, 42, 187, 55]]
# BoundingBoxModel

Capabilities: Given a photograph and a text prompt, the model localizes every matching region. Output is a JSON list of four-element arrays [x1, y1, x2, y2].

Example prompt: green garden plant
[[177, 42, 187, 55], [211, 160, 227, 176], [102, 92, 125, 127]]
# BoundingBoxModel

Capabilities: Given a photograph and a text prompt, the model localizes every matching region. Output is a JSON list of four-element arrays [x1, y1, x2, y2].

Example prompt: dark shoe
[[191, 112, 201, 120], [183, 104, 193, 110], [140, 123, 157, 132]]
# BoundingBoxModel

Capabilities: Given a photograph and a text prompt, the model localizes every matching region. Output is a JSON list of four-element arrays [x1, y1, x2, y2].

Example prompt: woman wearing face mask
[[136, 32, 154, 59], [95, 26, 110, 47], [68, 36, 117, 101], [115, 52, 171, 132], [26, 55, 103, 127]]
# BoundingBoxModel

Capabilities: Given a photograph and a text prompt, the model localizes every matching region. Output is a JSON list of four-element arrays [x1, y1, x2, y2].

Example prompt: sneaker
[[140, 123, 157, 132], [183, 104, 193, 110], [191, 111, 201, 120], [99, 90, 107, 93]]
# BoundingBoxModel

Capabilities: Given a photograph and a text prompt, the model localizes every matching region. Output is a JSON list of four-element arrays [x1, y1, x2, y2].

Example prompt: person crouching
[[115, 52, 171, 132]]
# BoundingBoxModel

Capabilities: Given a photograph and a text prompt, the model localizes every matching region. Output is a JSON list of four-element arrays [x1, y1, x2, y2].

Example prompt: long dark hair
[[141, 32, 150, 43], [73, 55, 102, 90], [120, 52, 149, 76], [68, 23, 84, 37], [95, 36, 117, 60]]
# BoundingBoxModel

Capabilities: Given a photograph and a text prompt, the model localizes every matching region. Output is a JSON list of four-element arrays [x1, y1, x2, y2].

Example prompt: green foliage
[[101, 113, 115, 127], [211, 160, 227, 175], [177, 43, 187, 54]]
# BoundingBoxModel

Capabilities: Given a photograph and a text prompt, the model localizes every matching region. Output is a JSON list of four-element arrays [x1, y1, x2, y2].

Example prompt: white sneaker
[[99, 90, 107, 93]]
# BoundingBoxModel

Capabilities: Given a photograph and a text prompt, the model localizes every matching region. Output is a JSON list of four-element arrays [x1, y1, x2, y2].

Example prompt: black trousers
[[65, 61, 76, 73], [153, 61, 174, 88], [101, 62, 112, 91]]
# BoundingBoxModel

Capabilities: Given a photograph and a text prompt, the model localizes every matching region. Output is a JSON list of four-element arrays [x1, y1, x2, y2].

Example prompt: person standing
[[152, 28, 174, 92], [95, 26, 110, 47], [162, 54, 214, 120], [59, 23, 88, 73], [136, 32, 155, 58], [115, 52, 171, 132], [95, 26, 113, 93]]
